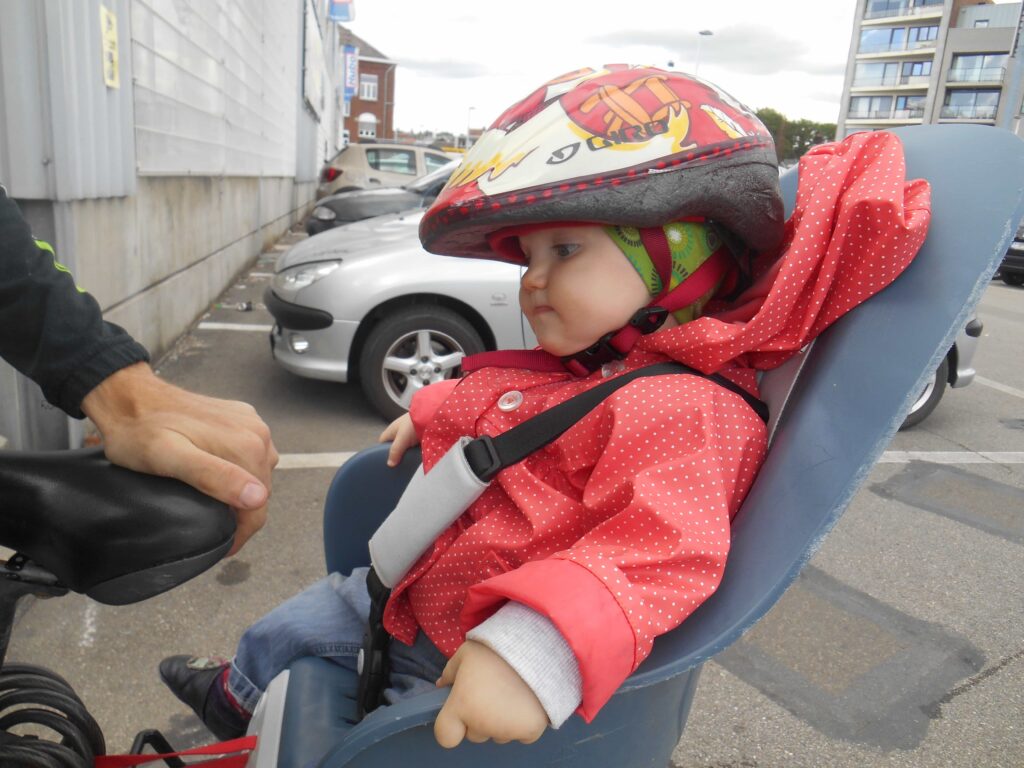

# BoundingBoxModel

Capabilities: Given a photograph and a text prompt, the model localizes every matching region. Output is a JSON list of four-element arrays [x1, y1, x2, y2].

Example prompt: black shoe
[[159, 655, 249, 740]]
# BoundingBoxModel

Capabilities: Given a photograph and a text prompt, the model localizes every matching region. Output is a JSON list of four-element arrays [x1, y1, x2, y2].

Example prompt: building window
[[894, 94, 926, 118], [854, 61, 900, 87], [974, 19, 989, 28], [849, 95, 893, 119], [366, 148, 416, 175], [357, 112, 378, 138], [343, 99, 351, 118], [907, 25, 938, 49], [900, 59, 932, 83], [941, 90, 1000, 120], [949, 53, 1008, 83], [859, 27, 906, 53], [360, 73, 379, 101]]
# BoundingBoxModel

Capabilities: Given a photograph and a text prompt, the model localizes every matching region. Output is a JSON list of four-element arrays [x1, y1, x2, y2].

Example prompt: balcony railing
[[853, 75, 899, 87], [939, 104, 998, 119], [898, 73, 930, 85], [847, 109, 898, 119], [859, 39, 936, 54], [948, 67, 1007, 83], [864, 1, 943, 19], [892, 108, 925, 118]]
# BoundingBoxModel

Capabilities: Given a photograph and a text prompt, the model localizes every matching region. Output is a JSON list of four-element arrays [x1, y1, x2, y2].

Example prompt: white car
[[266, 210, 533, 421]]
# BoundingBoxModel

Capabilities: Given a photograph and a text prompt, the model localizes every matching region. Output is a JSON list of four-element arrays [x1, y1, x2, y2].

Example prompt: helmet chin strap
[[561, 245, 732, 376]]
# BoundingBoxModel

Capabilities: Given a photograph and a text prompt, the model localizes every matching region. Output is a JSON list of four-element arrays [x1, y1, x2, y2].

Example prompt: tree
[[754, 108, 836, 163]]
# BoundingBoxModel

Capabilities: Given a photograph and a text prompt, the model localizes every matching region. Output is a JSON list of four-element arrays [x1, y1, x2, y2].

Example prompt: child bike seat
[[249, 124, 1024, 768], [0, 447, 234, 605]]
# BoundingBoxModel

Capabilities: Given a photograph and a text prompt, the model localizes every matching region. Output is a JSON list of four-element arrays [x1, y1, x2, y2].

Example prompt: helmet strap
[[560, 246, 732, 375]]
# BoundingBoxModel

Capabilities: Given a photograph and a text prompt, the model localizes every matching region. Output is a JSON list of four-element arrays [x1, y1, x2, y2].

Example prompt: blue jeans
[[226, 567, 447, 713]]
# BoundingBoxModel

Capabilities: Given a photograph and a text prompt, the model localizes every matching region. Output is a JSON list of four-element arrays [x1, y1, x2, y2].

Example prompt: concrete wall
[[68, 176, 314, 355]]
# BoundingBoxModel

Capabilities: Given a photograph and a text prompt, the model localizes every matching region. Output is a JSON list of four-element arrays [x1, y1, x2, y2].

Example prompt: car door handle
[[369, 178, 381, 184]]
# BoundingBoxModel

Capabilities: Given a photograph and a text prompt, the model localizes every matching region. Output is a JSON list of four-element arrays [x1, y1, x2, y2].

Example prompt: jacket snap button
[[498, 390, 524, 411]]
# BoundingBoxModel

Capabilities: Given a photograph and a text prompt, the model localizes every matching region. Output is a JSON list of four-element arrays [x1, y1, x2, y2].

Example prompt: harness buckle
[[356, 567, 393, 719], [462, 434, 502, 482], [562, 333, 624, 373], [630, 306, 669, 334]]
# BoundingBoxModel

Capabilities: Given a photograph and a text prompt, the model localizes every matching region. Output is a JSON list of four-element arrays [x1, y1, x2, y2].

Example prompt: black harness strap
[[357, 362, 768, 718], [463, 361, 768, 481]]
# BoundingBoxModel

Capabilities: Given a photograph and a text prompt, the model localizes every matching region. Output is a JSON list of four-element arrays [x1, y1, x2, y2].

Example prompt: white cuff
[[466, 601, 582, 728]]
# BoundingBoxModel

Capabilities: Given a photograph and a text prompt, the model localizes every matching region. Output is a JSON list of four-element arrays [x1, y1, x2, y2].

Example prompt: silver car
[[265, 210, 979, 428], [266, 210, 534, 421]]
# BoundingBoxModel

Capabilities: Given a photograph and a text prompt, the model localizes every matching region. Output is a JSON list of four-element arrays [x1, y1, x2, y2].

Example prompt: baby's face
[[518, 225, 651, 357]]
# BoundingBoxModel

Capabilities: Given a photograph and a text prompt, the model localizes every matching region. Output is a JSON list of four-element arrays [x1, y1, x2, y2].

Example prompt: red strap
[[94, 736, 257, 768], [461, 349, 567, 374], [609, 246, 732, 355], [638, 227, 673, 292]]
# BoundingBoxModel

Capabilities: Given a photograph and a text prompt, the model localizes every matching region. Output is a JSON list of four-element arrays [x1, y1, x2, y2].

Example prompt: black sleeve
[[0, 186, 149, 418]]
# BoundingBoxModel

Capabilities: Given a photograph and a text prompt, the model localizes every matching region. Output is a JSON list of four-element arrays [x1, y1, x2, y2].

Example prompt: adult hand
[[81, 362, 278, 555], [378, 412, 419, 467], [434, 640, 548, 749]]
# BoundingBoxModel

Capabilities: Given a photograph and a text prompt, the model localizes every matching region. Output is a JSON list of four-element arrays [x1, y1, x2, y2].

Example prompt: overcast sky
[[343, 0, 1018, 135]]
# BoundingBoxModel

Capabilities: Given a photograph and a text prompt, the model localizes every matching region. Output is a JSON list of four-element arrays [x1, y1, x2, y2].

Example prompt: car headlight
[[274, 261, 341, 292], [313, 206, 337, 221]]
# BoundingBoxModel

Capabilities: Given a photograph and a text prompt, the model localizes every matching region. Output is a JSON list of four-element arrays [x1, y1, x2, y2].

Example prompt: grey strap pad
[[368, 437, 489, 588]]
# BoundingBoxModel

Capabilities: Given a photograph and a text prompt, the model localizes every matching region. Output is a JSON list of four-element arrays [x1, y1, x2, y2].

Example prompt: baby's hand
[[378, 413, 420, 467], [433, 640, 548, 749]]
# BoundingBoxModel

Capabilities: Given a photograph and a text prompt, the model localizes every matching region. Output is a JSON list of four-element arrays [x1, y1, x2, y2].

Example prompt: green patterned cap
[[605, 222, 724, 322]]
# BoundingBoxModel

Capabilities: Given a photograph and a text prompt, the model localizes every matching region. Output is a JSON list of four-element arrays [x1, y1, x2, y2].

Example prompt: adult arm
[[1, 187, 277, 553], [0, 186, 148, 415]]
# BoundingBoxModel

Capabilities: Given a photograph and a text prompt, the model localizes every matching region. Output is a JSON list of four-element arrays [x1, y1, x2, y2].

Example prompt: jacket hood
[[639, 131, 931, 373]]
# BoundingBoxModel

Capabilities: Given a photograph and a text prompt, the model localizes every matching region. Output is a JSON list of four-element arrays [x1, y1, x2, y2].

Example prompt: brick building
[[338, 26, 397, 141]]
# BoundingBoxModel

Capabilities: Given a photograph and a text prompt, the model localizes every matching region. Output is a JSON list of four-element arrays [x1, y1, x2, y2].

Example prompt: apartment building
[[837, 0, 1024, 138]]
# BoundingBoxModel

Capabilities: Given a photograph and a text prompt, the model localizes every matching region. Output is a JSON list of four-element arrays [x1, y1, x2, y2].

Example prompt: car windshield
[[406, 159, 460, 193]]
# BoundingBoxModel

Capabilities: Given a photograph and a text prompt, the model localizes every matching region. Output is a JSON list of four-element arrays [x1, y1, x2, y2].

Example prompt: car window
[[366, 148, 417, 175], [424, 153, 452, 173], [407, 159, 460, 193]]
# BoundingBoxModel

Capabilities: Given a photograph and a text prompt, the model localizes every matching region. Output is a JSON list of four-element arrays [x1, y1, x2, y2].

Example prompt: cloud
[[396, 58, 492, 79], [587, 24, 836, 77]]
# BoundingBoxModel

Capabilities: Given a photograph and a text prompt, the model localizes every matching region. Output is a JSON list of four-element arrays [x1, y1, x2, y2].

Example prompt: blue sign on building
[[329, 0, 354, 22]]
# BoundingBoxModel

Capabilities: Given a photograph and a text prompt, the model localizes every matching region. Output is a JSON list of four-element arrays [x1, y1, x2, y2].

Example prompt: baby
[[160, 64, 929, 749]]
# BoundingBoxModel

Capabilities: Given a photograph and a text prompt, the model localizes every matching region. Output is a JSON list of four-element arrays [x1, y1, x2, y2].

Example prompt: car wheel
[[900, 356, 949, 430], [359, 306, 486, 422], [1001, 272, 1024, 287]]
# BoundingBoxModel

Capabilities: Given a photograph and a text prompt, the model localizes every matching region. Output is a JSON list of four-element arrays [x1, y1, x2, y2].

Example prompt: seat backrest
[[628, 123, 1024, 685]]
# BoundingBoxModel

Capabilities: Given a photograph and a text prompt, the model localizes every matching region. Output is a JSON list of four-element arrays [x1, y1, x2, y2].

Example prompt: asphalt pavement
[[7, 229, 1023, 766]]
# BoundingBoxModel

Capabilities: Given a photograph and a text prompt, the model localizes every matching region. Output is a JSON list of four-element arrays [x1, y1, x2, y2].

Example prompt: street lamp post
[[467, 106, 476, 150], [694, 30, 714, 76]]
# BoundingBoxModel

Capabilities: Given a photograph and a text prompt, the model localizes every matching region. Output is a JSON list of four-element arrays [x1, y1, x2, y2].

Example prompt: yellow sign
[[100, 5, 120, 89]]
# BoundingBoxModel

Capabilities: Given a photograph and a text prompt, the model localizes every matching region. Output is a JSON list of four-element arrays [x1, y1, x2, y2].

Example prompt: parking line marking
[[277, 452, 355, 469], [975, 376, 1024, 401], [271, 451, 1024, 471], [197, 322, 274, 332], [880, 451, 1024, 464]]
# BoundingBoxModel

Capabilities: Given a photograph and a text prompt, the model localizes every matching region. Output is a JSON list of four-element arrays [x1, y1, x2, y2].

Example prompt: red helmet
[[420, 65, 785, 262]]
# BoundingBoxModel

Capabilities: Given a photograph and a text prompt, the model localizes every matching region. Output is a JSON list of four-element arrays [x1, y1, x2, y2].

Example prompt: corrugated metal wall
[[131, 0, 299, 176], [0, 0, 136, 200]]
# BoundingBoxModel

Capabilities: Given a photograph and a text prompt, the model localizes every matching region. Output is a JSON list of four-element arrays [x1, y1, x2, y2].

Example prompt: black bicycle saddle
[[0, 448, 235, 605]]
